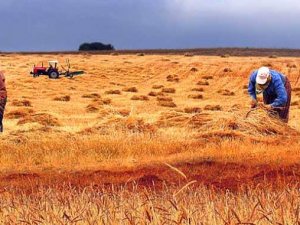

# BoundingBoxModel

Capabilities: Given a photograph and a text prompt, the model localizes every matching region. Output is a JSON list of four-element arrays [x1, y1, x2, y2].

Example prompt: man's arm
[[0, 71, 4, 87], [248, 71, 257, 100], [271, 77, 287, 107]]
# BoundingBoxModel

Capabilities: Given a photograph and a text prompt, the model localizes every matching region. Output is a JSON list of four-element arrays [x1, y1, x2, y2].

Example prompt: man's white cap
[[256, 67, 270, 85]]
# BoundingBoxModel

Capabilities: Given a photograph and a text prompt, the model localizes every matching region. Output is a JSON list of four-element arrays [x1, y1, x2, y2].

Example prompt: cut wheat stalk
[[164, 163, 187, 180], [173, 180, 197, 197]]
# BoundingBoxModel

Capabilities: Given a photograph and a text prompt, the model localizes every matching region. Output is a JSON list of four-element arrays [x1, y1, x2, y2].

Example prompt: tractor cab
[[47, 61, 60, 79], [48, 60, 58, 69]]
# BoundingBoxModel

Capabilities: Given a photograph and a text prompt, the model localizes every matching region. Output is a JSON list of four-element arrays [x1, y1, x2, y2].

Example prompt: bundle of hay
[[86, 116, 157, 134], [204, 105, 222, 111], [217, 89, 235, 96], [11, 99, 32, 107], [188, 94, 203, 99], [122, 87, 138, 92], [53, 95, 71, 102], [199, 108, 299, 141], [131, 95, 149, 101], [197, 81, 209, 86], [105, 90, 121, 95], [82, 93, 101, 99], [152, 85, 164, 89], [6, 108, 34, 119], [148, 91, 164, 97], [162, 88, 176, 93], [156, 111, 210, 128], [17, 113, 60, 127], [166, 75, 179, 82], [158, 101, 177, 108]]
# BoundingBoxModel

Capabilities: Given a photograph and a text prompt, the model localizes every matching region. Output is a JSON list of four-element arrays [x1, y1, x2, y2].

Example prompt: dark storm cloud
[[0, 0, 300, 51]]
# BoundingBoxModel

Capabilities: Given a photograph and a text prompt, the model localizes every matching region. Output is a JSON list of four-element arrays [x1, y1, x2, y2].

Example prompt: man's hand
[[264, 104, 273, 111], [258, 103, 273, 110], [250, 99, 257, 108]]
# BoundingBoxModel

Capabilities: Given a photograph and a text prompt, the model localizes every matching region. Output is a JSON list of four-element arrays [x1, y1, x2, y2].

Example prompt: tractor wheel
[[48, 70, 59, 79]]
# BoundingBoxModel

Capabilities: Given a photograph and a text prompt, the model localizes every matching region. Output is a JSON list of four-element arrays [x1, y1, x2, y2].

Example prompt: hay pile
[[17, 113, 60, 127], [79, 106, 298, 142], [80, 116, 157, 135], [156, 111, 211, 128], [199, 108, 299, 141]]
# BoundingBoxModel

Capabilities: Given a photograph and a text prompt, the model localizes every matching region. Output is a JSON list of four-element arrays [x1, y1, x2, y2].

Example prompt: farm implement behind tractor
[[30, 59, 84, 79]]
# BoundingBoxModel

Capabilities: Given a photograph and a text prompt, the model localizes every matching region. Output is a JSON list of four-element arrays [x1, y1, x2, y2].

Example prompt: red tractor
[[30, 59, 84, 79]]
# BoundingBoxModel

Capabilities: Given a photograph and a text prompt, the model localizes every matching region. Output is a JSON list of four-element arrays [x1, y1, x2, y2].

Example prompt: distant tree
[[79, 42, 115, 51]]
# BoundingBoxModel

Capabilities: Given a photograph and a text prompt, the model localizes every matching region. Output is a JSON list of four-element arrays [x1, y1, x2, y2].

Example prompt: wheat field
[[0, 53, 300, 224]]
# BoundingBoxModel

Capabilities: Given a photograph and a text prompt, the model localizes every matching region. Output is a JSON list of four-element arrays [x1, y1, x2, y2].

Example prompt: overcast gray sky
[[0, 0, 299, 51]]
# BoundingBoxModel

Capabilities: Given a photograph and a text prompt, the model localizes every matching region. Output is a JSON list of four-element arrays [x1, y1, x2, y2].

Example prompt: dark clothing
[[248, 70, 287, 107], [0, 98, 6, 132], [0, 72, 7, 132], [0, 72, 7, 99], [263, 77, 291, 123]]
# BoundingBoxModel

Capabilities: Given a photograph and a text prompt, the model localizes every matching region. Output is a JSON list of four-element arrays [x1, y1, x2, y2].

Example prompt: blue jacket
[[248, 70, 287, 107]]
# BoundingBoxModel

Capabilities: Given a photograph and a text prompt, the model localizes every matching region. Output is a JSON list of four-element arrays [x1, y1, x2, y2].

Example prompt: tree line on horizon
[[79, 42, 115, 51]]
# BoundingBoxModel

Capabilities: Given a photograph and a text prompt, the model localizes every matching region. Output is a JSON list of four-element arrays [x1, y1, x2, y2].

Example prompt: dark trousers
[[263, 78, 291, 123], [0, 98, 7, 132]]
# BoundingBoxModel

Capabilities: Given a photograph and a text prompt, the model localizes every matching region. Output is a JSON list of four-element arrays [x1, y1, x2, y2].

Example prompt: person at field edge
[[0, 71, 7, 132], [248, 67, 291, 123]]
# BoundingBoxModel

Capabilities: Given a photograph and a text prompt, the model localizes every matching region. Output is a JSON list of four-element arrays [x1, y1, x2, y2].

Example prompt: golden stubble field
[[0, 53, 300, 224]]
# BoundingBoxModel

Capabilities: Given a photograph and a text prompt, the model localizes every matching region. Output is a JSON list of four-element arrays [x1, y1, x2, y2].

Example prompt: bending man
[[248, 67, 291, 122], [0, 71, 7, 132]]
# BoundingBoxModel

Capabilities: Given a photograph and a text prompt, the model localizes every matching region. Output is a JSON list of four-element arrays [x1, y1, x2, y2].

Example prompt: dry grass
[[53, 95, 71, 101], [166, 74, 179, 82], [100, 98, 112, 105], [6, 108, 34, 119], [188, 94, 203, 99], [287, 63, 297, 68], [292, 87, 300, 92], [1, 53, 300, 222], [204, 104, 222, 111], [224, 67, 232, 72], [158, 101, 177, 108], [131, 95, 149, 101], [184, 107, 201, 113], [17, 113, 60, 126], [157, 96, 173, 102], [190, 67, 198, 72], [162, 88, 176, 93], [116, 108, 130, 117], [152, 84, 164, 89], [148, 91, 164, 96], [197, 80, 209, 86], [218, 89, 235, 96], [86, 103, 100, 112], [0, 183, 300, 225], [105, 90, 121, 95], [191, 87, 204, 92], [11, 99, 32, 107], [202, 75, 213, 80], [82, 93, 101, 99], [200, 108, 298, 141], [122, 86, 138, 92]]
